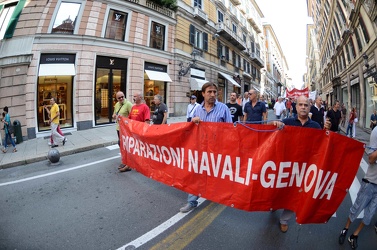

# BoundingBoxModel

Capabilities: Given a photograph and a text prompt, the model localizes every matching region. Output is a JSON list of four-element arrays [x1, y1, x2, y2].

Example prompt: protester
[[273, 97, 286, 120], [226, 92, 243, 123], [152, 94, 168, 124], [1, 107, 17, 153], [370, 110, 377, 130], [352, 106, 358, 138], [346, 107, 356, 138], [180, 82, 232, 213], [285, 98, 292, 118], [291, 98, 297, 118], [272, 95, 331, 233], [242, 92, 249, 112], [236, 93, 242, 105], [326, 100, 341, 132], [243, 89, 267, 122], [341, 103, 347, 127], [186, 95, 199, 122], [309, 95, 325, 129], [44, 98, 67, 148], [118, 92, 150, 173], [48, 125, 64, 146], [112, 91, 132, 170], [338, 127, 377, 249]]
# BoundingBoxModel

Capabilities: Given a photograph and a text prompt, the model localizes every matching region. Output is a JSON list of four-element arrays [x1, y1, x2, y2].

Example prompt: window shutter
[[4, 0, 26, 39], [238, 55, 241, 68], [232, 51, 236, 65], [189, 24, 195, 45], [217, 40, 221, 57], [203, 32, 208, 51], [225, 46, 229, 61]]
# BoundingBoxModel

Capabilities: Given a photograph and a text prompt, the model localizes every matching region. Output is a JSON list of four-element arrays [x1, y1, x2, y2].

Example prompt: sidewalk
[[0, 116, 371, 169], [0, 116, 187, 169]]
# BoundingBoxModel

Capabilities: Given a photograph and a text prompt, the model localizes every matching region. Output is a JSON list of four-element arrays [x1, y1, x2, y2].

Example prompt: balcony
[[215, 0, 227, 11], [335, 38, 341, 51], [216, 22, 247, 50], [341, 25, 351, 39], [242, 48, 251, 56], [193, 7, 208, 23], [230, 0, 241, 5], [250, 52, 264, 68], [247, 14, 262, 33]]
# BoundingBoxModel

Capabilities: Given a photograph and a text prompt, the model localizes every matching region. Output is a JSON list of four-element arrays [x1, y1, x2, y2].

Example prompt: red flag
[[119, 117, 365, 224]]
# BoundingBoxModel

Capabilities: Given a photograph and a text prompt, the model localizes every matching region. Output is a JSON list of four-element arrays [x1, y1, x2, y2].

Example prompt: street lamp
[[178, 49, 201, 79], [363, 54, 377, 86]]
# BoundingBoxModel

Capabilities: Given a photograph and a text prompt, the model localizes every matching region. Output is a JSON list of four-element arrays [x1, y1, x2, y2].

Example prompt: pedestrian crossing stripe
[[106, 145, 119, 150]]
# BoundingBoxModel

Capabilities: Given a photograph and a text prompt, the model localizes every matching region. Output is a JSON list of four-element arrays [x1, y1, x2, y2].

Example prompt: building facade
[[307, 0, 377, 129]]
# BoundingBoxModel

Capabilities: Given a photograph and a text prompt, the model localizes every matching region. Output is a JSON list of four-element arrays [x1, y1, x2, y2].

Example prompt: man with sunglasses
[[113, 91, 132, 172]]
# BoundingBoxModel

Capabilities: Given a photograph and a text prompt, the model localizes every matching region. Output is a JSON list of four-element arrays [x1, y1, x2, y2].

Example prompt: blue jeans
[[346, 123, 353, 136], [4, 131, 16, 148], [187, 194, 199, 207]]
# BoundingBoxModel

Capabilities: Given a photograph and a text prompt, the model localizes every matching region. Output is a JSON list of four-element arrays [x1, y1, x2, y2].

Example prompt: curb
[[0, 140, 118, 170]]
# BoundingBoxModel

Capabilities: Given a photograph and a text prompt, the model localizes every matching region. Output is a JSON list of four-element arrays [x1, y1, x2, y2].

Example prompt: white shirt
[[274, 101, 286, 116], [187, 102, 199, 118]]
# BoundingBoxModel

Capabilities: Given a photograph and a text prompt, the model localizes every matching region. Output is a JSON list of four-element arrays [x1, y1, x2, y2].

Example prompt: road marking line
[[150, 202, 225, 250], [0, 155, 120, 187], [360, 158, 368, 173], [117, 198, 206, 250], [106, 145, 119, 150], [349, 176, 364, 219]]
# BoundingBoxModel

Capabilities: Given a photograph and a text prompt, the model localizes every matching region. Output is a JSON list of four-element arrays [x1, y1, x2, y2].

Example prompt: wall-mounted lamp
[[178, 49, 201, 79], [212, 33, 220, 40], [363, 53, 377, 86]]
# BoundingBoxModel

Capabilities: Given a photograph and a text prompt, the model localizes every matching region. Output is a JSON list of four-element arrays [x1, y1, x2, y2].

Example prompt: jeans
[[187, 194, 199, 207], [280, 209, 294, 225], [4, 131, 16, 148], [346, 123, 353, 136]]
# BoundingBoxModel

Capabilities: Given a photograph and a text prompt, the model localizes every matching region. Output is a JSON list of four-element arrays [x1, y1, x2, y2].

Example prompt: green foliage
[[150, 0, 177, 11]]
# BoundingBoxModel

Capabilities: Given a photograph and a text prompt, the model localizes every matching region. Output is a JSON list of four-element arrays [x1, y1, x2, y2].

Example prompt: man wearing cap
[[186, 95, 199, 122]]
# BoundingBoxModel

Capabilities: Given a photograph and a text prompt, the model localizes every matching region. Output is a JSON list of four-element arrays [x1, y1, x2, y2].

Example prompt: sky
[[255, 0, 312, 89]]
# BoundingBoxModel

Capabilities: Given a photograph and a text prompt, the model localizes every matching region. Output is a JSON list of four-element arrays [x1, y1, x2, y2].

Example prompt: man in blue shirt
[[243, 89, 267, 122], [180, 82, 232, 213], [272, 95, 331, 232]]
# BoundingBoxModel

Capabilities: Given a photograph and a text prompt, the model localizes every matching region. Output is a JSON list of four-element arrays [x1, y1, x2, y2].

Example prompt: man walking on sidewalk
[[44, 97, 66, 148]]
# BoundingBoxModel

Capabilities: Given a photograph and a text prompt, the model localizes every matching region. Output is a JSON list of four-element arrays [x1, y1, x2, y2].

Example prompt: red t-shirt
[[129, 103, 150, 122]]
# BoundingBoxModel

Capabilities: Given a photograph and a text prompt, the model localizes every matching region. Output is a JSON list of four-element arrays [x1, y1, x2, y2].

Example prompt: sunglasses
[[117, 96, 124, 100]]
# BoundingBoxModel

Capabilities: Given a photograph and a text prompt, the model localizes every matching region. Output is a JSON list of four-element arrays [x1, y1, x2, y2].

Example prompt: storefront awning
[[38, 64, 76, 76], [190, 78, 208, 90], [145, 70, 172, 82], [219, 72, 241, 87]]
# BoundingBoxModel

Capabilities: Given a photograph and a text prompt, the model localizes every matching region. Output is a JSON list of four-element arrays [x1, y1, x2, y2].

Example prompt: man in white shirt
[[186, 95, 199, 122], [273, 97, 286, 120]]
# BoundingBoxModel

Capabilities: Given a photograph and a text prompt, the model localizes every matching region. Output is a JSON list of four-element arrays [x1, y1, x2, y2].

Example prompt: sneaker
[[51, 144, 59, 148], [180, 203, 196, 213], [339, 228, 348, 244], [62, 137, 67, 146], [48, 142, 52, 146], [348, 234, 358, 249]]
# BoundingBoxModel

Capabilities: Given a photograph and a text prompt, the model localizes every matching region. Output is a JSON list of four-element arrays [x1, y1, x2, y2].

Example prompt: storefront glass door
[[95, 68, 125, 124]]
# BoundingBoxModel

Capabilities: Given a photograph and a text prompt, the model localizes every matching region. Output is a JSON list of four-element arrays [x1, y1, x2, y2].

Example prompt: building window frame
[[149, 20, 167, 51], [49, 0, 84, 34], [103, 8, 129, 41]]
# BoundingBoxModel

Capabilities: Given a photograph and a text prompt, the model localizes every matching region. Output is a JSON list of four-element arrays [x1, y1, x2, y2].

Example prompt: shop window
[[105, 9, 128, 41], [143, 80, 166, 112], [37, 76, 73, 131], [150, 21, 165, 50], [51, 2, 81, 34]]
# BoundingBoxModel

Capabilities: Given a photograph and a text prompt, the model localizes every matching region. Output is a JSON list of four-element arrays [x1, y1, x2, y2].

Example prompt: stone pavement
[[0, 115, 372, 169]]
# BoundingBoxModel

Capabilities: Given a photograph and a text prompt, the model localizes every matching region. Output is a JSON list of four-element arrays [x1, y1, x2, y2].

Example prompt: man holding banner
[[338, 127, 377, 249], [180, 82, 232, 213], [273, 95, 331, 233]]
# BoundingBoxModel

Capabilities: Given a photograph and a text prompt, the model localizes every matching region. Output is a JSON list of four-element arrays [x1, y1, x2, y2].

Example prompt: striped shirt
[[193, 100, 233, 123]]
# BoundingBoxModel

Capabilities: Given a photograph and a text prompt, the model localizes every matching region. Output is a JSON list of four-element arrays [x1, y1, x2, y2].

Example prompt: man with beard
[[226, 92, 243, 123]]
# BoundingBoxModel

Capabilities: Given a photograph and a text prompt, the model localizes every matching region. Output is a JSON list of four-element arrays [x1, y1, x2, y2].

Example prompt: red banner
[[286, 87, 309, 99], [119, 117, 365, 224]]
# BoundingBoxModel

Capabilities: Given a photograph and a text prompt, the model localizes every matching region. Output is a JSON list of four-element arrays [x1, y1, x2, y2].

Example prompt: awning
[[145, 70, 172, 82], [190, 78, 208, 90], [219, 72, 241, 87], [38, 64, 76, 76]]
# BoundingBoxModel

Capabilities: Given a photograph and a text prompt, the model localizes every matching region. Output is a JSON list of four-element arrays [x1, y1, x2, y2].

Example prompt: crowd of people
[[2, 82, 376, 249]]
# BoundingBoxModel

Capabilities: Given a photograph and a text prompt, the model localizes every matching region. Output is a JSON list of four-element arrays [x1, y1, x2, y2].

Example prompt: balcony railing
[[193, 7, 208, 23], [230, 0, 241, 6], [216, 22, 247, 50], [145, 0, 173, 18]]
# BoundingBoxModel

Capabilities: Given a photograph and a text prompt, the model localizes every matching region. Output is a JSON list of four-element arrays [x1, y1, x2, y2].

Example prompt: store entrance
[[95, 68, 126, 124]]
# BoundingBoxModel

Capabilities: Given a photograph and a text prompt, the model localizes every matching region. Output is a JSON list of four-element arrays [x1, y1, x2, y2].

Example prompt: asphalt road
[[0, 146, 376, 250]]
